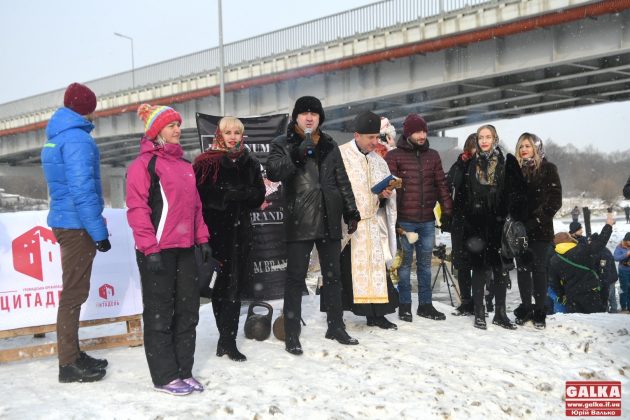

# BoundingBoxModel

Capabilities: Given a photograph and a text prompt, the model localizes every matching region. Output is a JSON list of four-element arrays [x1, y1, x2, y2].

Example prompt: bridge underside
[[3, 9, 630, 165]]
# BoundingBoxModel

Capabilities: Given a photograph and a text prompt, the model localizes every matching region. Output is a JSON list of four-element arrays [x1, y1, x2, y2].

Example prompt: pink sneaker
[[182, 377, 204, 392], [154, 379, 193, 395]]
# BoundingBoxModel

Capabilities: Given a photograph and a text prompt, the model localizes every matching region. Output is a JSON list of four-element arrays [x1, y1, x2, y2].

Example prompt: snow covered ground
[[1, 220, 629, 419]]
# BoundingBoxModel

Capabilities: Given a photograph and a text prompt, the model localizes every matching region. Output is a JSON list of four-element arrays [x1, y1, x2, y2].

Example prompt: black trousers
[[212, 298, 241, 345], [457, 268, 472, 302], [472, 266, 508, 311], [517, 241, 552, 310], [284, 239, 343, 336], [136, 247, 200, 386]]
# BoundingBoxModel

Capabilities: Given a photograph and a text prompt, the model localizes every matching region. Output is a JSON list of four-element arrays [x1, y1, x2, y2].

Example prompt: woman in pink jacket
[[126, 104, 212, 396]]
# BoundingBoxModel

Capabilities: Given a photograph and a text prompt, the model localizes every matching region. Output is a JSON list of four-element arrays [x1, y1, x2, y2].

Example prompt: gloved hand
[[200, 242, 213, 263], [347, 218, 359, 235], [297, 135, 315, 159], [440, 214, 452, 233], [146, 252, 165, 274], [95, 239, 111, 253], [224, 186, 248, 202], [525, 217, 539, 234]]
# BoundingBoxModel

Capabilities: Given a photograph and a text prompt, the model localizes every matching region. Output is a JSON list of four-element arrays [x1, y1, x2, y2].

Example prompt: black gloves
[[297, 136, 315, 159], [95, 239, 111, 252], [146, 253, 165, 274], [347, 218, 359, 235], [440, 214, 452, 233], [291, 137, 315, 163], [224, 186, 249, 202], [200, 242, 213, 262]]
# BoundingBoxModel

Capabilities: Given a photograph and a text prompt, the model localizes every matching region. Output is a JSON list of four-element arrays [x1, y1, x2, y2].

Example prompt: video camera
[[379, 133, 388, 143], [433, 243, 448, 260]]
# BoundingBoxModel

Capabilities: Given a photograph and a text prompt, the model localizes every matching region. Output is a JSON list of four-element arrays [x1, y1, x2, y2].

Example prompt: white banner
[[0, 209, 143, 330]]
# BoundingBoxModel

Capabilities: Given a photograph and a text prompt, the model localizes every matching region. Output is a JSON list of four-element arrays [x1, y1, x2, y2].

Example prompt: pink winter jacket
[[126, 138, 209, 255]]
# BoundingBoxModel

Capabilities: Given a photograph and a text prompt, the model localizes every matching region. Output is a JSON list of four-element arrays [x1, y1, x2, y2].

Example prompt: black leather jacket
[[266, 125, 359, 242]]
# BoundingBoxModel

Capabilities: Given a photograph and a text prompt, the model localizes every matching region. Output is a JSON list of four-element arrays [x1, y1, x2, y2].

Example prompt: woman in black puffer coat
[[513, 133, 562, 329], [447, 133, 477, 315], [457, 125, 527, 330], [194, 117, 266, 362]]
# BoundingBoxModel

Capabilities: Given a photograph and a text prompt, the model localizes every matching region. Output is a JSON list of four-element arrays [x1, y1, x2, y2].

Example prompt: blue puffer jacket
[[41, 107, 108, 241]]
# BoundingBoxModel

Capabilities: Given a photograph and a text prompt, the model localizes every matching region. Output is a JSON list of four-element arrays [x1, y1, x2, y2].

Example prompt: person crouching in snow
[[613, 232, 630, 313], [126, 104, 212, 395], [549, 212, 615, 314]]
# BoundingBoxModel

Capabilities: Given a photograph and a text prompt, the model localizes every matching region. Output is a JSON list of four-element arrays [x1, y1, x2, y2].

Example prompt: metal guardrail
[[0, 0, 497, 118]]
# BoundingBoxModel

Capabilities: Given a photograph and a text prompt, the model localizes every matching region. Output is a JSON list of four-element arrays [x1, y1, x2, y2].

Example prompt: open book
[[371, 175, 402, 194]]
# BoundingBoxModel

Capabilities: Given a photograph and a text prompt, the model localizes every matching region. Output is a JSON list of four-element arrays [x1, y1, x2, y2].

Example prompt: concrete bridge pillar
[[108, 167, 127, 209]]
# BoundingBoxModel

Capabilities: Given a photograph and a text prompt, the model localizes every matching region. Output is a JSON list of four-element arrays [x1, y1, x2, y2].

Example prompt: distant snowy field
[[1, 216, 629, 419]]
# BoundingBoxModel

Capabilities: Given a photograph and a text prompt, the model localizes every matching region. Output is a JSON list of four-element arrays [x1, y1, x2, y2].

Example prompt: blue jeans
[[608, 283, 618, 312], [619, 270, 630, 310], [397, 221, 435, 305]]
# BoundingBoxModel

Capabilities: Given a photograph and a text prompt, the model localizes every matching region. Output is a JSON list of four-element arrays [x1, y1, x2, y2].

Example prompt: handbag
[[195, 246, 222, 298], [501, 215, 528, 260]]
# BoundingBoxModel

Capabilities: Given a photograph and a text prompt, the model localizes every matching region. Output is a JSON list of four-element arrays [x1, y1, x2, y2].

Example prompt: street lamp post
[[114, 32, 135, 89], [218, 0, 225, 115]]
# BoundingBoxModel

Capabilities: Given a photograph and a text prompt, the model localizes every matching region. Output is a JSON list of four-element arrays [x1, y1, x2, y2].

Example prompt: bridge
[[2, 0, 630, 168]]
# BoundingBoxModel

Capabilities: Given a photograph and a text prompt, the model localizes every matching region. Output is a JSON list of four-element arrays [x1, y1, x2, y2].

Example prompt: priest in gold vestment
[[338, 111, 399, 329]]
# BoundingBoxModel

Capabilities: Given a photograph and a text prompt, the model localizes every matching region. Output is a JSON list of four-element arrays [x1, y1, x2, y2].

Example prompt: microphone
[[304, 128, 314, 157]]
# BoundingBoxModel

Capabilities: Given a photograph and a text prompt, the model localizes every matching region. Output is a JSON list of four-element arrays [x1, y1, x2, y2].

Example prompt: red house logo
[[99, 284, 115, 300], [12, 226, 58, 281]]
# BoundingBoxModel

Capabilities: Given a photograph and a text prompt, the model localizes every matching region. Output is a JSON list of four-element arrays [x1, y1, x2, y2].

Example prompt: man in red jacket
[[385, 114, 453, 322]]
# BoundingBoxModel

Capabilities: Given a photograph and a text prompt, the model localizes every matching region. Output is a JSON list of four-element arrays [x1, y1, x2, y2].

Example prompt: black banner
[[196, 113, 289, 301]]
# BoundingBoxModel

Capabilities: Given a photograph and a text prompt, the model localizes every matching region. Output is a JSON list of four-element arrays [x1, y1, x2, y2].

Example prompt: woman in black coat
[[447, 133, 477, 316], [513, 133, 562, 329], [193, 117, 265, 362], [458, 125, 527, 330]]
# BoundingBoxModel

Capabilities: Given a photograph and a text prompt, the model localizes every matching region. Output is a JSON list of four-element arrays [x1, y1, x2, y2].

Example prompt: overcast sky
[[1, 0, 628, 152]]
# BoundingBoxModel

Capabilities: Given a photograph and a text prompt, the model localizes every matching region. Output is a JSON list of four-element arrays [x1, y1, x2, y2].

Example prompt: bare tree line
[[441, 140, 630, 205]]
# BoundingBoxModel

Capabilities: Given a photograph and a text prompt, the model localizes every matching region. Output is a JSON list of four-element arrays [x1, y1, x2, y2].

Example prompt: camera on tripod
[[433, 243, 448, 260]]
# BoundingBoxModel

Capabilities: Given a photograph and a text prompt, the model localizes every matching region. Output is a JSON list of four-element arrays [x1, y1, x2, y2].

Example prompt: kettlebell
[[273, 314, 286, 341], [272, 312, 303, 341], [244, 301, 273, 341]]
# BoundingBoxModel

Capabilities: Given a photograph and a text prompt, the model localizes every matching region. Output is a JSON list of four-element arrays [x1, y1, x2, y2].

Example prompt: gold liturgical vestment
[[339, 140, 397, 304]]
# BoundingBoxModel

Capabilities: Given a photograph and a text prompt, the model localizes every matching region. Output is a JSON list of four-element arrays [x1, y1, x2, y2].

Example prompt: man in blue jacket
[[41, 83, 111, 383]]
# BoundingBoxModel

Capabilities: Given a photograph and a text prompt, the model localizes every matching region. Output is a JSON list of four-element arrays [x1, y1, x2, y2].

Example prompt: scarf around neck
[[193, 126, 246, 185], [475, 146, 501, 185]]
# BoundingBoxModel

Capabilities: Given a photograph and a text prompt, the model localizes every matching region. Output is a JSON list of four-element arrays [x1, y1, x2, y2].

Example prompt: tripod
[[431, 257, 460, 307]]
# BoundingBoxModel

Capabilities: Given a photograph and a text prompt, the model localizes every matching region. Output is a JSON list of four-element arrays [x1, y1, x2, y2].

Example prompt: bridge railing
[[0, 0, 499, 119]]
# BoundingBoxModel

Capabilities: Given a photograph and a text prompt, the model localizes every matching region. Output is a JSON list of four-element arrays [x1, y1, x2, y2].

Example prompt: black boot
[[213, 299, 246, 361], [473, 304, 487, 330], [514, 303, 534, 326], [532, 309, 546, 329], [217, 338, 247, 362], [325, 327, 359, 345], [78, 351, 108, 370], [59, 361, 106, 383], [417, 304, 446, 320], [452, 299, 474, 316], [398, 303, 413, 322], [485, 298, 494, 313], [285, 334, 303, 355], [492, 306, 517, 330], [366, 316, 398, 330]]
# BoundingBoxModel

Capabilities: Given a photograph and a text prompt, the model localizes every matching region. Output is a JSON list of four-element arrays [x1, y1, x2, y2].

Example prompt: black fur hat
[[353, 111, 381, 134], [291, 96, 325, 125]]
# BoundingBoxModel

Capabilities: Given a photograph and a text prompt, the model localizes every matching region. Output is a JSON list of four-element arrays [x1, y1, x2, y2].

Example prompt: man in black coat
[[266, 96, 361, 355], [549, 212, 615, 314], [623, 175, 630, 199]]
